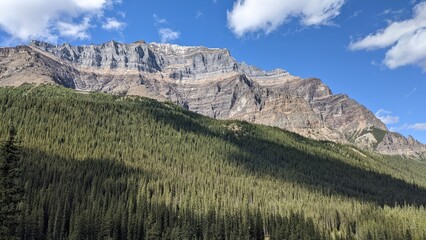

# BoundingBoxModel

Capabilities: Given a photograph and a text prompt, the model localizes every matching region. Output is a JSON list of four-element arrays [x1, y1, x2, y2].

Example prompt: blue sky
[[0, 0, 425, 143]]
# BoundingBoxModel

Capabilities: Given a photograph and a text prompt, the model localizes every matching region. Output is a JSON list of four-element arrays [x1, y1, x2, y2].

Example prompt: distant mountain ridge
[[0, 40, 425, 157]]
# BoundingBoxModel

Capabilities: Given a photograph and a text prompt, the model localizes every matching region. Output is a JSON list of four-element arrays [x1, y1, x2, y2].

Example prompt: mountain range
[[0, 40, 425, 157]]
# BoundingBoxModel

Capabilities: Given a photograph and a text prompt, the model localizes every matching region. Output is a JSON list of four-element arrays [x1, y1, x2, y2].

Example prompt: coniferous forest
[[0, 84, 425, 239]]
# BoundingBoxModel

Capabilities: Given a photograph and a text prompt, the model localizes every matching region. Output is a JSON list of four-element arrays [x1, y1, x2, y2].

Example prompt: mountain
[[1, 40, 425, 157], [1, 85, 425, 239]]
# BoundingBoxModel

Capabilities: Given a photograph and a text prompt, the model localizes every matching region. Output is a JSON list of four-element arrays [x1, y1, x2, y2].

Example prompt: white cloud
[[376, 8, 405, 19], [0, 0, 120, 43], [227, 0, 345, 37], [375, 109, 400, 124], [152, 15, 180, 43], [350, 2, 426, 70], [154, 14, 168, 25], [349, 10, 362, 20], [391, 123, 426, 131], [57, 17, 91, 40], [385, 29, 426, 69], [117, 11, 126, 19], [159, 28, 180, 43], [102, 17, 125, 31], [406, 87, 417, 98], [406, 123, 426, 131], [73, 0, 106, 11]]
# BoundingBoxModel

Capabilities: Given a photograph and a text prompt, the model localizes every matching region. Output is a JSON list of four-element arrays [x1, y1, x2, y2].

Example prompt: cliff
[[0, 40, 424, 157]]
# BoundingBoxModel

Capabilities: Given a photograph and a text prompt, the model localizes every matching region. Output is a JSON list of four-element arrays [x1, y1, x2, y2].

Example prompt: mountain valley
[[1, 40, 425, 157]]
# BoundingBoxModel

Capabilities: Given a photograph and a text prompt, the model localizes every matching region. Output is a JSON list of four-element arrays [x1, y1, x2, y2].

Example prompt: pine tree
[[405, 229, 413, 240], [0, 85, 425, 239], [0, 127, 23, 239]]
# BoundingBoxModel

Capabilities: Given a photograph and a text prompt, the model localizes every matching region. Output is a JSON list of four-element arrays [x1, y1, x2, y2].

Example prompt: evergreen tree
[[405, 229, 413, 240], [0, 127, 23, 239], [0, 85, 424, 239]]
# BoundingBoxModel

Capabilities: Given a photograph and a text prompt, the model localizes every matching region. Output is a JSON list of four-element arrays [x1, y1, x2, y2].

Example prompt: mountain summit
[[1, 40, 425, 157]]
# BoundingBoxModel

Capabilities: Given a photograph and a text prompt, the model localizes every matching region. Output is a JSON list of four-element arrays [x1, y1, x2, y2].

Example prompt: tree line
[[0, 84, 424, 239]]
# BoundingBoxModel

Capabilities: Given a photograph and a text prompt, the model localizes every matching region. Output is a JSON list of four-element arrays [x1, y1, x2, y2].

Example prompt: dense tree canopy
[[0, 85, 425, 239], [0, 127, 23, 239]]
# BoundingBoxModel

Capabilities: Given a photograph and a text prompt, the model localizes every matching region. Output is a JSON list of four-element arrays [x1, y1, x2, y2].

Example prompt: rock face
[[1, 40, 425, 157]]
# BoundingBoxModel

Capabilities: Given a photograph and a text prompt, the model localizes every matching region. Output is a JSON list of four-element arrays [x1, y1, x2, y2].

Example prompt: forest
[[0, 84, 425, 239]]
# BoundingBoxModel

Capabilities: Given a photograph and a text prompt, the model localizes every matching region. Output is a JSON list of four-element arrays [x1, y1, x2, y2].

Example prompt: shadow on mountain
[[20, 148, 325, 240], [20, 148, 148, 239], [227, 125, 426, 207], [151, 104, 426, 207]]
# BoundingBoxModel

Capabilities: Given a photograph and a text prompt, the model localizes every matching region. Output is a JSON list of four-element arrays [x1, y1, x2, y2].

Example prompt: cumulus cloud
[[0, 0, 120, 43], [153, 15, 180, 43], [102, 17, 125, 31], [227, 0, 345, 37], [375, 109, 400, 124], [350, 2, 426, 70], [159, 28, 180, 43], [57, 17, 91, 40]]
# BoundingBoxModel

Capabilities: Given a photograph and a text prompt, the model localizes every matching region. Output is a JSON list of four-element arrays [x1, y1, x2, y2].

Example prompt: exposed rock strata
[[1, 40, 425, 157]]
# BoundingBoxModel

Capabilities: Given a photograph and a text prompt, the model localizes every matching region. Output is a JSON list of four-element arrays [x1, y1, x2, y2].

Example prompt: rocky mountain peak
[[2, 40, 425, 157]]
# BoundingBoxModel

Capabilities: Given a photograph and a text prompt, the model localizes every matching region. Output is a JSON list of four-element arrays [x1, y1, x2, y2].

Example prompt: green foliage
[[0, 127, 23, 239], [0, 85, 425, 239]]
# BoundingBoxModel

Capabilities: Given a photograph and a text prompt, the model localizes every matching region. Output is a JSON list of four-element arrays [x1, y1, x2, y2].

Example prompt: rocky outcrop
[[0, 46, 77, 88], [377, 133, 426, 157], [1, 40, 425, 157]]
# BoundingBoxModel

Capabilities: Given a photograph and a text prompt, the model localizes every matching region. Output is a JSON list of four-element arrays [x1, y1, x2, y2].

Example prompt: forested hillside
[[0, 85, 425, 239]]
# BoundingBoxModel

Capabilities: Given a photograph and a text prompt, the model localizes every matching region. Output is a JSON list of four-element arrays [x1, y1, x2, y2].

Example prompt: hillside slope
[[0, 85, 425, 239], [0, 40, 425, 157]]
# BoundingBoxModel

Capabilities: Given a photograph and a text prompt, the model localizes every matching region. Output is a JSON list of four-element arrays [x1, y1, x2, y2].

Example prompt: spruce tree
[[0, 127, 23, 239]]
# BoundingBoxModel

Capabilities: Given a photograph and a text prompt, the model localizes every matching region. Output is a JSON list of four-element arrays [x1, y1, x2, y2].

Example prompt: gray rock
[[1, 40, 425, 158]]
